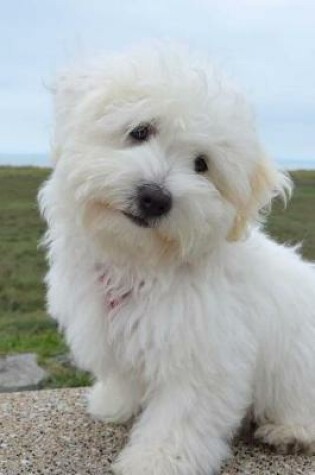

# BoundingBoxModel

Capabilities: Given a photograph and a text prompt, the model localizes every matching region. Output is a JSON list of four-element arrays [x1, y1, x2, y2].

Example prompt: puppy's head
[[44, 46, 291, 265]]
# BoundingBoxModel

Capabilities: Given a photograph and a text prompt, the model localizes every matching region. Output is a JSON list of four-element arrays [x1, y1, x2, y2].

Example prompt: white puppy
[[39, 45, 315, 475]]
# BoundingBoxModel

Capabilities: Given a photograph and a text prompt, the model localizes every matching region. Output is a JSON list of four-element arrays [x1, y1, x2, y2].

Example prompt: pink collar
[[99, 272, 133, 310]]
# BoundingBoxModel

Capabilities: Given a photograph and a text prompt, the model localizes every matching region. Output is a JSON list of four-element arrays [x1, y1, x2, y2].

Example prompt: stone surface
[[0, 353, 47, 392], [0, 388, 315, 474]]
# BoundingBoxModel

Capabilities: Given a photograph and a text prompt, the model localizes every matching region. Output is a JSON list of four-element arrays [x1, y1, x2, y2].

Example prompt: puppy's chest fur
[[93, 258, 255, 386], [95, 261, 210, 372]]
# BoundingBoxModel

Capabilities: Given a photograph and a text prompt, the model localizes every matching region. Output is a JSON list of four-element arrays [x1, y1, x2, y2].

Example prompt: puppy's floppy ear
[[227, 156, 292, 241], [51, 71, 93, 164]]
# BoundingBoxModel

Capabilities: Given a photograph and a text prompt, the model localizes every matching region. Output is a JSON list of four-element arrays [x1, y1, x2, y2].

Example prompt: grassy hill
[[0, 166, 314, 389]]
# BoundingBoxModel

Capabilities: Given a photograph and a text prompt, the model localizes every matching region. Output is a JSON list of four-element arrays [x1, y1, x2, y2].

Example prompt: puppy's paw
[[112, 444, 191, 475], [87, 379, 139, 424], [255, 423, 315, 454]]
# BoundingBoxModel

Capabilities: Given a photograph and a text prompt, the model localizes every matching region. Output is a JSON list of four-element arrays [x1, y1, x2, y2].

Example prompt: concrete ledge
[[1, 388, 314, 474]]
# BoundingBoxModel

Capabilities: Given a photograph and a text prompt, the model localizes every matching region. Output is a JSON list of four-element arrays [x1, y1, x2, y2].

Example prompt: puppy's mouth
[[122, 211, 150, 228]]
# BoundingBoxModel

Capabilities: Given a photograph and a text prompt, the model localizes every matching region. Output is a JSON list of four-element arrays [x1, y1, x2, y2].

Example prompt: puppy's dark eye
[[129, 124, 152, 142], [194, 155, 208, 173]]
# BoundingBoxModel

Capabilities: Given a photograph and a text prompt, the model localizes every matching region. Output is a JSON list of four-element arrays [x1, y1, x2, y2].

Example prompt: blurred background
[[0, 0, 314, 391]]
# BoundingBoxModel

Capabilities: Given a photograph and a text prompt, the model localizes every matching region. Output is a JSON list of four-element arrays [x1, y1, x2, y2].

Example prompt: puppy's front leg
[[113, 373, 252, 475], [87, 372, 143, 424]]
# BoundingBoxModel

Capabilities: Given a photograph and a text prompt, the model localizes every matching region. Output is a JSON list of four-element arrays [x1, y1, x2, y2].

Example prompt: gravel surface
[[1, 388, 314, 474]]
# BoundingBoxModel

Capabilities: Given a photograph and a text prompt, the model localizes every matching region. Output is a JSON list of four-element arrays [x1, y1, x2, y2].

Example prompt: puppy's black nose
[[137, 183, 172, 219]]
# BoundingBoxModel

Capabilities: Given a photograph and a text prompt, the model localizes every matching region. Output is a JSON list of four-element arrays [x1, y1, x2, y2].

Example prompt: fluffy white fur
[[39, 45, 315, 474]]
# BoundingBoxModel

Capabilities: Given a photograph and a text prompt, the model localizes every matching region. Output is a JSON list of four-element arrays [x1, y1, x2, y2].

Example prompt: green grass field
[[0, 166, 314, 389], [0, 167, 91, 388]]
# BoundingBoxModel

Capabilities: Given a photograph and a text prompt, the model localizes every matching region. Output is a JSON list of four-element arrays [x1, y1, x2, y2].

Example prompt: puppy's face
[[48, 48, 289, 265]]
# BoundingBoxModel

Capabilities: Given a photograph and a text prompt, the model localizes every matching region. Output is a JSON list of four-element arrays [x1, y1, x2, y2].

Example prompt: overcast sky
[[0, 0, 314, 166]]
